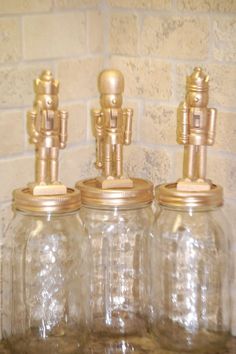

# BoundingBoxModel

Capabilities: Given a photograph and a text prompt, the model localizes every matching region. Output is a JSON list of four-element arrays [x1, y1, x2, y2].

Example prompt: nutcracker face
[[186, 90, 208, 108], [100, 94, 122, 109], [37, 94, 59, 111]]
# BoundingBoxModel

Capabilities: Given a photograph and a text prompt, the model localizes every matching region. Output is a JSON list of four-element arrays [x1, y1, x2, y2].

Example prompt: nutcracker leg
[[36, 147, 47, 184], [50, 147, 59, 183], [96, 138, 103, 168], [104, 143, 113, 177], [198, 145, 207, 180], [187, 144, 196, 180], [116, 144, 123, 178]]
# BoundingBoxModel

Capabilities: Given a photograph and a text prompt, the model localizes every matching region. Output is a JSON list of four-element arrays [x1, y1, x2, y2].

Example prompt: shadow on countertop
[[0, 337, 235, 354]]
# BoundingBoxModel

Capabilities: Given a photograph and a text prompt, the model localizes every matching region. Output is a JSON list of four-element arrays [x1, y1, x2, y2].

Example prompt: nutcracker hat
[[187, 67, 209, 92], [98, 69, 124, 95], [34, 70, 59, 95]]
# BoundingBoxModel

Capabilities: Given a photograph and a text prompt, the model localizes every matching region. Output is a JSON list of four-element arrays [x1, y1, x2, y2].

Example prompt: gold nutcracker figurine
[[27, 70, 68, 195], [93, 69, 133, 189], [177, 67, 217, 191]]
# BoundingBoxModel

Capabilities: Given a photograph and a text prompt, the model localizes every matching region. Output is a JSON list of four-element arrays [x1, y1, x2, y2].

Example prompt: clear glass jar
[[151, 204, 231, 353], [2, 209, 90, 354], [80, 202, 155, 352]]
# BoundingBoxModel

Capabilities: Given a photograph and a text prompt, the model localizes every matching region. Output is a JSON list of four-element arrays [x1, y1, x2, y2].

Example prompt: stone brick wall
[[0, 0, 235, 337]]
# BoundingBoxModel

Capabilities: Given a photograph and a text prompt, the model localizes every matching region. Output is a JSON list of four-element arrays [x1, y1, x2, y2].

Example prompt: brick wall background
[[0, 0, 235, 337]]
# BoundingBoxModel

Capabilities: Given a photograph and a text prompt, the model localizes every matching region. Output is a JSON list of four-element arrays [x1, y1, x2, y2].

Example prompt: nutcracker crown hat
[[187, 67, 209, 92], [34, 70, 59, 95]]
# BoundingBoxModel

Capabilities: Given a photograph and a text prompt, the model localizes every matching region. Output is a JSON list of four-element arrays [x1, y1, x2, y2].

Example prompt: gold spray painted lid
[[76, 178, 153, 208], [156, 67, 223, 208], [14, 70, 81, 213], [76, 69, 153, 207], [14, 188, 81, 213], [156, 183, 223, 208]]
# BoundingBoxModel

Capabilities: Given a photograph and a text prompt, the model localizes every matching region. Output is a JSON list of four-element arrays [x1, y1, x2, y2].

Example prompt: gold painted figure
[[27, 70, 68, 195], [177, 67, 217, 191], [93, 69, 133, 189]]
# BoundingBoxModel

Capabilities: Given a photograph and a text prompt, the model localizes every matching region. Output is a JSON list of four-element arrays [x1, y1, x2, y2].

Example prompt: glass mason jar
[[76, 178, 155, 353], [150, 183, 231, 353], [2, 188, 90, 354]]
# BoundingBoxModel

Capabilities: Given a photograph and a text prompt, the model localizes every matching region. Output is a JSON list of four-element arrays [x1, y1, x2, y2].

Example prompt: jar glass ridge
[[2, 209, 90, 354], [151, 203, 231, 353], [80, 202, 155, 352]]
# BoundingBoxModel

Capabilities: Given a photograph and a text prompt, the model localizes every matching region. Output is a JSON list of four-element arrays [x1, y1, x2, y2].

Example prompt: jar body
[[80, 204, 155, 351], [151, 205, 230, 353], [2, 210, 90, 354]]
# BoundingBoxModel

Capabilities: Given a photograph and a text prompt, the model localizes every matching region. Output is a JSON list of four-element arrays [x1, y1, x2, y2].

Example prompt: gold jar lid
[[156, 183, 223, 208], [14, 187, 81, 213], [76, 178, 153, 208]]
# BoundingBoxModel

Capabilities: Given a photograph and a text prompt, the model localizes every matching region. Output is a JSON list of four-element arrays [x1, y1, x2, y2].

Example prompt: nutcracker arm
[[59, 110, 68, 149], [207, 108, 217, 145], [93, 109, 103, 136], [177, 101, 189, 145], [92, 109, 104, 168], [123, 108, 133, 145], [27, 110, 40, 144]]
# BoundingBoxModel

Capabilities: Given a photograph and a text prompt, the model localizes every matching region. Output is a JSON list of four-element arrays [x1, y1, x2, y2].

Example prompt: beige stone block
[[176, 64, 236, 108], [173, 148, 184, 180], [142, 104, 176, 145], [210, 64, 236, 108], [124, 145, 172, 186], [0, 18, 21, 64], [0, 111, 24, 156], [175, 64, 192, 102], [110, 56, 172, 100], [0, 0, 52, 14], [208, 153, 236, 199], [60, 145, 97, 187], [108, 0, 172, 10], [214, 111, 236, 154], [88, 10, 103, 53], [0, 64, 54, 108], [53, 0, 99, 9], [213, 18, 236, 62], [57, 57, 103, 101], [23, 13, 86, 60], [110, 12, 138, 55], [177, 0, 236, 12], [0, 156, 34, 202], [141, 15, 209, 60], [64, 103, 87, 144]]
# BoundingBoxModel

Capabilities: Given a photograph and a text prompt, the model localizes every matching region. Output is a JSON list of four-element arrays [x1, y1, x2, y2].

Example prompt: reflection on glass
[[2, 211, 90, 354], [151, 206, 230, 353]]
